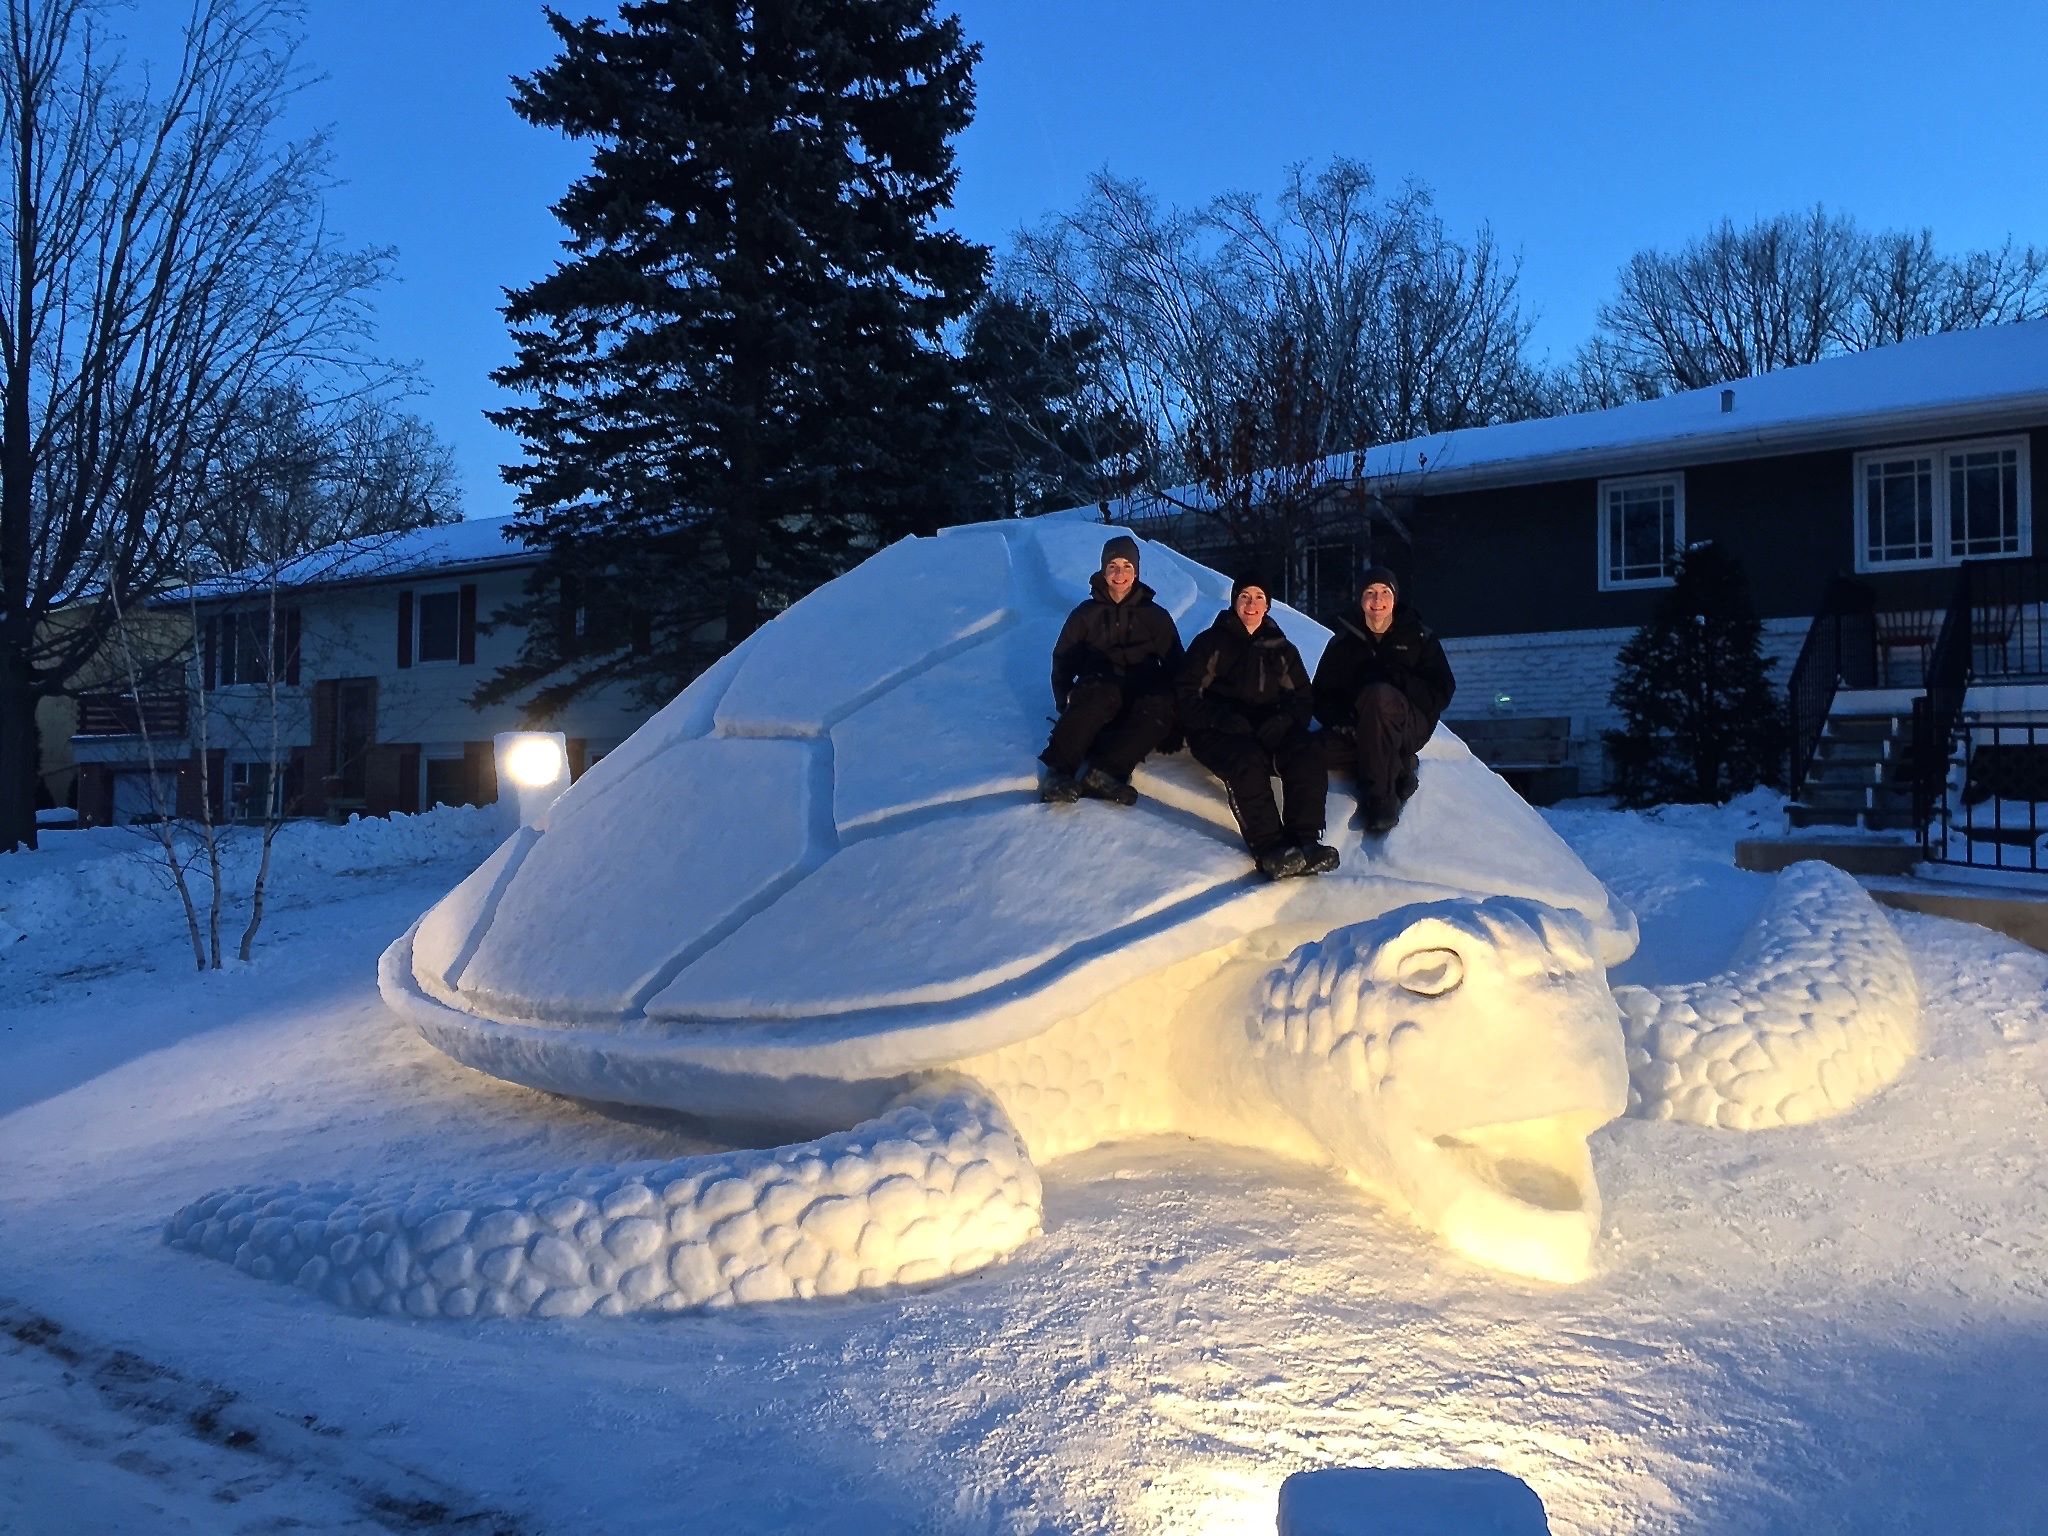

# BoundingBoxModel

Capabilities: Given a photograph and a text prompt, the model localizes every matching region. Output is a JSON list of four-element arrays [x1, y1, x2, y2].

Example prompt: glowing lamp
[[494, 730, 570, 833]]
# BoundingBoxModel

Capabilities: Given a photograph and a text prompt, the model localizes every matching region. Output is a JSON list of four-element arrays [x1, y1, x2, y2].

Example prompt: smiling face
[[1234, 586, 1269, 632], [1102, 557, 1137, 603], [1361, 581, 1396, 635]]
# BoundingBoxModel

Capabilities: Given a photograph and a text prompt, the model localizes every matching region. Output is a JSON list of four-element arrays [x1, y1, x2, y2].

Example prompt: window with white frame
[[1855, 436, 2030, 571], [1598, 473, 1684, 589], [414, 588, 462, 664]]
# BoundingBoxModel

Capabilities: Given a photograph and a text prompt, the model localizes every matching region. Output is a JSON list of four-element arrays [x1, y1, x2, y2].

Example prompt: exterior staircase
[[1786, 710, 1917, 832]]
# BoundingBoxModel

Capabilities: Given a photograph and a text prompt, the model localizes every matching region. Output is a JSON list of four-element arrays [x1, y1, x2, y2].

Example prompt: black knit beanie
[[1360, 565, 1400, 601], [1230, 573, 1275, 605], [1100, 534, 1141, 574]]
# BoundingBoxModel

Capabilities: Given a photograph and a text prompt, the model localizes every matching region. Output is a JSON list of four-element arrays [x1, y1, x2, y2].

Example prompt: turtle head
[[1248, 897, 1628, 1283]]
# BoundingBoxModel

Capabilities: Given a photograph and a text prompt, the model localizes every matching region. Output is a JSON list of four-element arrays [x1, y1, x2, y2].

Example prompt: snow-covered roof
[[166, 515, 533, 605], [1082, 320, 2048, 521], [1372, 319, 2048, 493]]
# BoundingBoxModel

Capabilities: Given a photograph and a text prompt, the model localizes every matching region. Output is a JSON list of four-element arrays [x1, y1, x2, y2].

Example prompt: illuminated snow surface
[[5, 800, 2046, 1532]]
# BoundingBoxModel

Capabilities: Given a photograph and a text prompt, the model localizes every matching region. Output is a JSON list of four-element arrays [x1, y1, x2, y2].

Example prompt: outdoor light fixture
[[494, 730, 570, 833]]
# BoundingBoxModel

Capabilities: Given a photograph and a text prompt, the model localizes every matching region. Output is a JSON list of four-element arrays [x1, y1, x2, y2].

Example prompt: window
[[1856, 436, 2030, 571], [1598, 473, 1684, 590], [209, 606, 299, 688], [228, 760, 280, 822], [415, 589, 461, 664]]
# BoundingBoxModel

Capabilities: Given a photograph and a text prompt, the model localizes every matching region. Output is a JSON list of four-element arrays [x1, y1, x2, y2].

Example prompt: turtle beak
[[1396, 1109, 1611, 1284]]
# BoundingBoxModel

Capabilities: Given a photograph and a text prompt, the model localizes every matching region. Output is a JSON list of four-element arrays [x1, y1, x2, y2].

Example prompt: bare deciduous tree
[[0, 0, 389, 852], [1588, 206, 2048, 396], [1005, 157, 1542, 496]]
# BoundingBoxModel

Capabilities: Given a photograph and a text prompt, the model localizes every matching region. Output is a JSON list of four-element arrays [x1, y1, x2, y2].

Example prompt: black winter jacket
[[1049, 574, 1184, 709], [1310, 608, 1456, 732], [1177, 610, 1314, 735]]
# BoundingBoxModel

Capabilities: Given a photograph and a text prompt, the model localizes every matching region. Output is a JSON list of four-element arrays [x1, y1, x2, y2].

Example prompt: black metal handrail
[[1912, 562, 1975, 841], [1922, 714, 2047, 874], [1953, 551, 2048, 681], [1787, 576, 1877, 795]]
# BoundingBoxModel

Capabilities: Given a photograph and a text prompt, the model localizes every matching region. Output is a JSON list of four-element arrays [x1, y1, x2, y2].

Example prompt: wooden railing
[[1786, 576, 1877, 795], [74, 689, 188, 738]]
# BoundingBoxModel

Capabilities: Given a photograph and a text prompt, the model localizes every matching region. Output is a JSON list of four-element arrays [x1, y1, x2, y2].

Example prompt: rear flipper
[[163, 1079, 1040, 1320]]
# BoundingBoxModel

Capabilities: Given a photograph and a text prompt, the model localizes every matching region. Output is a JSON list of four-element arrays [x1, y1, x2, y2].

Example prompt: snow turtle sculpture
[[161, 520, 1917, 1321]]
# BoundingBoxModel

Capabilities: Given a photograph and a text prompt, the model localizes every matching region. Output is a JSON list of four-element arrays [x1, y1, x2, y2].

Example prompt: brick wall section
[[1439, 616, 1810, 791]]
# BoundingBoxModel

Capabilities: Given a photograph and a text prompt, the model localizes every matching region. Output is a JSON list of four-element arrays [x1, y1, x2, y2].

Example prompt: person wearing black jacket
[[1311, 566, 1456, 834], [1039, 535, 1185, 806], [1177, 577, 1337, 880]]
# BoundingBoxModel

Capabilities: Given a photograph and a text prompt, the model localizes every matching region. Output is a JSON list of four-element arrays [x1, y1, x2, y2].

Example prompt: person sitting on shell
[[1039, 534, 1185, 806], [1311, 565, 1456, 835], [1177, 575, 1338, 880]]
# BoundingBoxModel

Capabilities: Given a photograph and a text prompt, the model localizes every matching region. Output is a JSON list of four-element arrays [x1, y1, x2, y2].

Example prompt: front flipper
[[1617, 861, 1920, 1128], [163, 1079, 1041, 1320]]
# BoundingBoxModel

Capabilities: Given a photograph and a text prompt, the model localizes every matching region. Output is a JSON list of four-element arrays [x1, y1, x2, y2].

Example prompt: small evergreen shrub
[[1605, 542, 1787, 806]]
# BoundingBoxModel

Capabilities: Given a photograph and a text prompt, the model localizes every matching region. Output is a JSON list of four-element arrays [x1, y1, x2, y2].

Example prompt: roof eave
[[151, 550, 542, 611], [1371, 392, 2048, 497]]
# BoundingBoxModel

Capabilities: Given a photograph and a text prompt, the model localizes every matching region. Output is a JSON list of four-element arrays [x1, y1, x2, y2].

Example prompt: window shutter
[[284, 607, 301, 686], [396, 590, 413, 668], [458, 583, 478, 665], [202, 616, 217, 691]]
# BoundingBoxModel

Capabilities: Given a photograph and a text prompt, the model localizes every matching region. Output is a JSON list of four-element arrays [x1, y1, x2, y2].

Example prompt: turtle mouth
[[1395, 1110, 1609, 1283]]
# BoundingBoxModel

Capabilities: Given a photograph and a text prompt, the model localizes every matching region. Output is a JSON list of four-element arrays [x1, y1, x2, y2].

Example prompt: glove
[[1255, 715, 1293, 751]]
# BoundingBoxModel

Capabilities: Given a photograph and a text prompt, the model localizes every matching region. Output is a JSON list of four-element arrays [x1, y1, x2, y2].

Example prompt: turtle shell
[[382, 518, 1636, 1110]]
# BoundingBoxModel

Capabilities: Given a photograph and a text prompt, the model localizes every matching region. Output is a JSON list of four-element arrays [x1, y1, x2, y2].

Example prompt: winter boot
[[1256, 843, 1309, 881], [1363, 801, 1401, 835], [1296, 840, 1340, 875], [1078, 767, 1138, 807], [1395, 753, 1420, 804], [1039, 769, 1082, 805]]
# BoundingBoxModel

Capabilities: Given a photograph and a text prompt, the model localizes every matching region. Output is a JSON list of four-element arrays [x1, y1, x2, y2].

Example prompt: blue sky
[[127, 2, 2048, 522]]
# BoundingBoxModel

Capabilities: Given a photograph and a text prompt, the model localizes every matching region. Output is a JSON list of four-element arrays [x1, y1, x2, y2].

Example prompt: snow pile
[[1617, 861, 1920, 1128], [0, 807, 502, 951], [164, 1087, 1039, 1319]]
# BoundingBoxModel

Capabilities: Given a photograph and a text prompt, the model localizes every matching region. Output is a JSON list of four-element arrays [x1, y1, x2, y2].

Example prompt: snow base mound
[[1618, 861, 1921, 1128], [162, 1084, 1039, 1320]]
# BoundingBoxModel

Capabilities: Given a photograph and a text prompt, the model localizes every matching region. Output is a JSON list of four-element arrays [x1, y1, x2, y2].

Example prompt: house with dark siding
[[1117, 320, 2048, 819], [1389, 321, 2046, 800]]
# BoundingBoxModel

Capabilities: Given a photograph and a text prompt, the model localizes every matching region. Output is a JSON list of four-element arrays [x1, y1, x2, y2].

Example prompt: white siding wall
[[1440, 616, 1810, 790], [76, 565, 654, 776]]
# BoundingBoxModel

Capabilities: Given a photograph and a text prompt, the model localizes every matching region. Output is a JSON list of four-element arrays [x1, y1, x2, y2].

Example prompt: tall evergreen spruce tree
[[1604, 542, 1787, 806], [483, 0, 989, 713]]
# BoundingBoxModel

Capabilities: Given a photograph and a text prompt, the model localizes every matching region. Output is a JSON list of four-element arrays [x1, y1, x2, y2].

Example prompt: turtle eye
[[1396, 947, 1464, 996]]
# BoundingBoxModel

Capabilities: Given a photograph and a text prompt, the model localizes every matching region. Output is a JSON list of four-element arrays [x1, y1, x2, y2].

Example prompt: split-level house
[[69, 518, 651, 826], [1112, 320, 2047, 866]]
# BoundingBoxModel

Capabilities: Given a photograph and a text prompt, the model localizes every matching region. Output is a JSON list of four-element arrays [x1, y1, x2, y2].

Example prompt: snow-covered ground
[[2, 796, 2045, 1534]]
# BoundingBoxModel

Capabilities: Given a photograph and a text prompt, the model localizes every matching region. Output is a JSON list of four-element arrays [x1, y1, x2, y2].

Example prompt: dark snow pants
[[1040, 675, 1177, 780], [1187, 722, 1326, 854], [1319, 683, 1433, 817]]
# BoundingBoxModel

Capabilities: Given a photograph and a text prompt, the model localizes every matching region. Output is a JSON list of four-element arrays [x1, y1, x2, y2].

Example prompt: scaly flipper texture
[[163, 1081, 1040, 1320], [1618, 861, 1920, 1129]]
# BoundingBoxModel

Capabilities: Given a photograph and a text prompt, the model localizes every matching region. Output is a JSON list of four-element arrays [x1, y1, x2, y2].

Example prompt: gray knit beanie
[[1100, 534, 1141, 574]]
